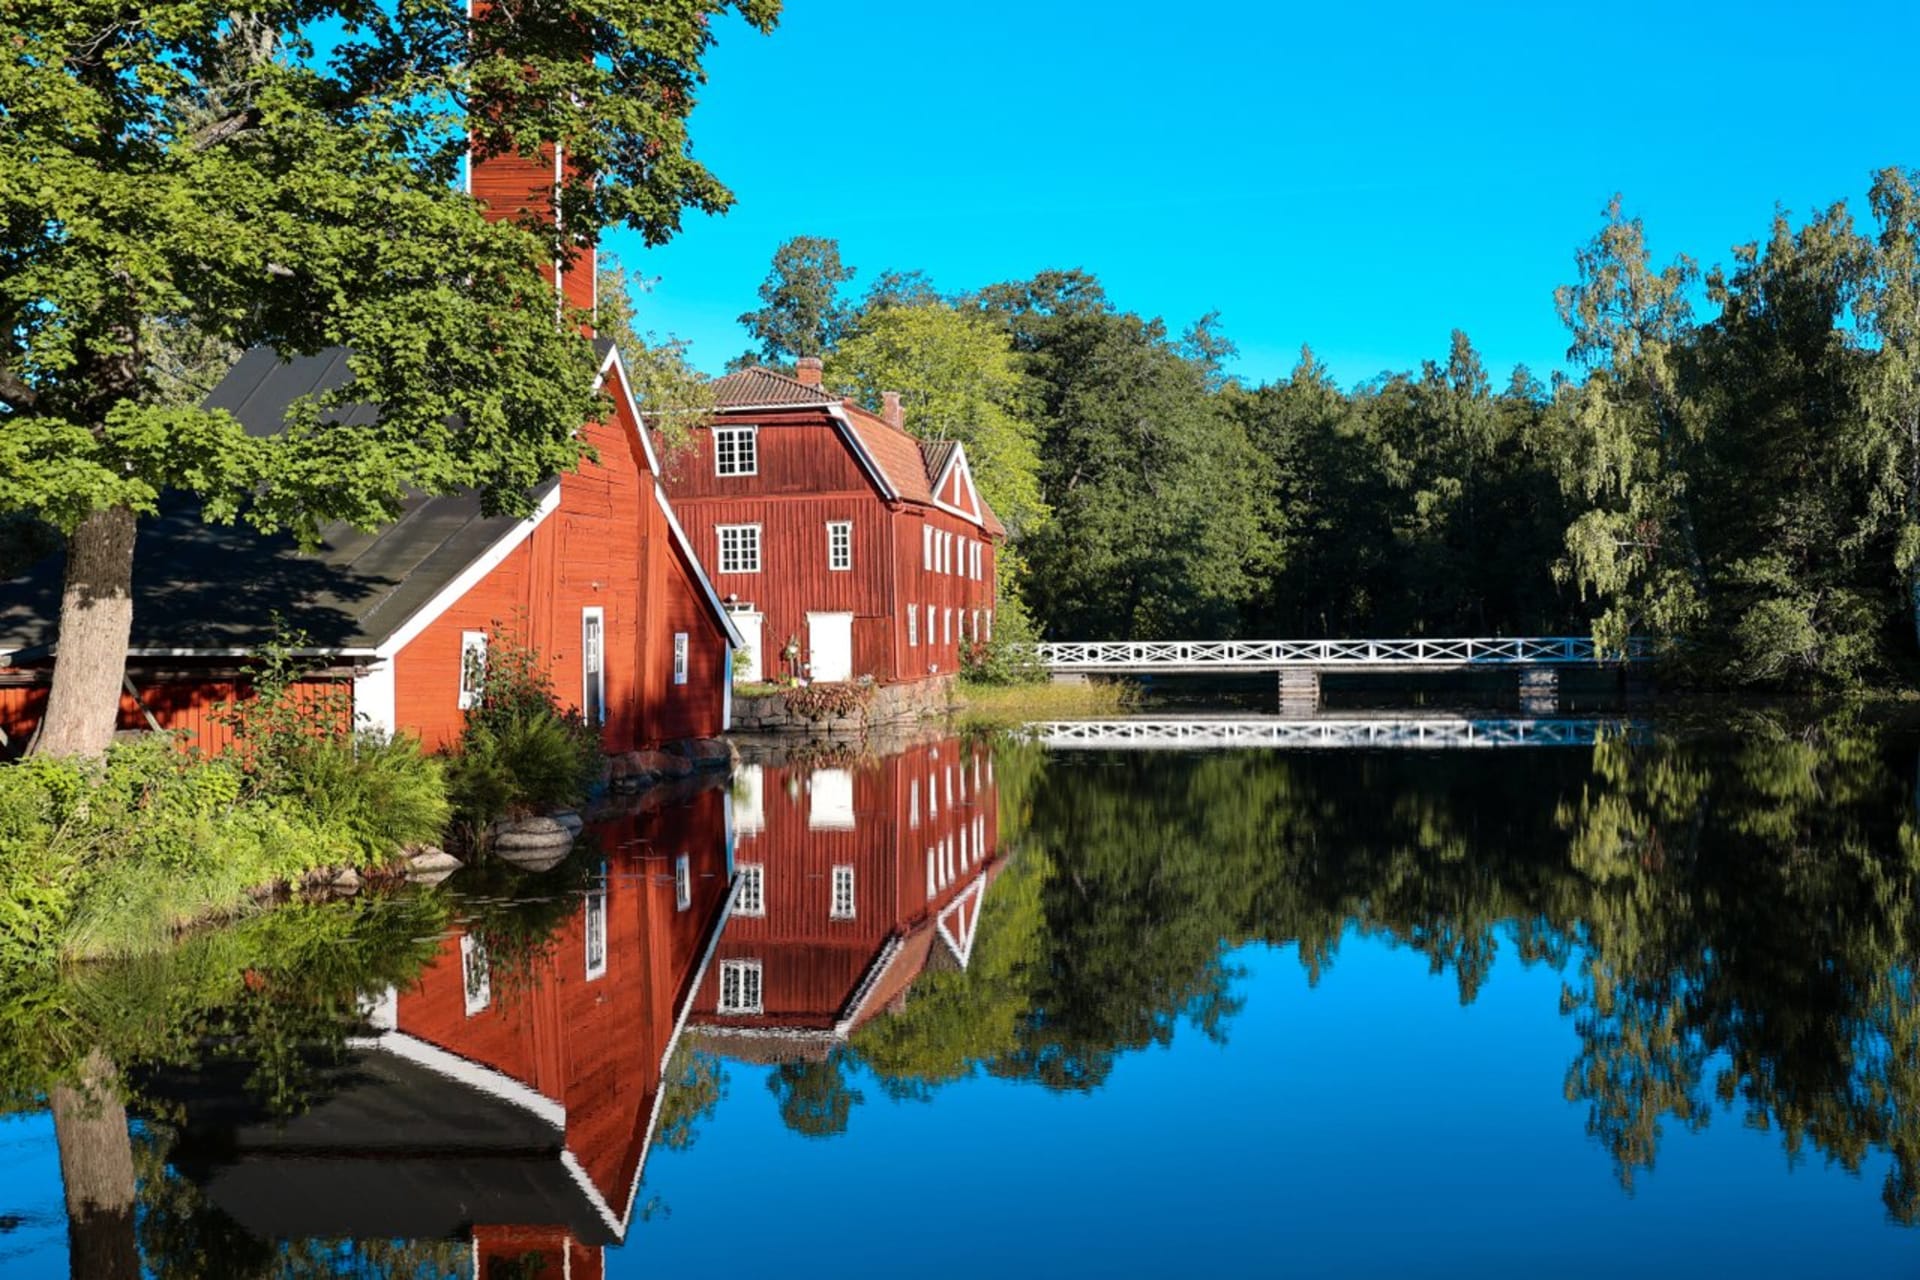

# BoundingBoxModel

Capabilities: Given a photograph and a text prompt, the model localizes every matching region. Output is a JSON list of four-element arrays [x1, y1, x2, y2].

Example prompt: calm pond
[[2, 711, 1917, 1276]]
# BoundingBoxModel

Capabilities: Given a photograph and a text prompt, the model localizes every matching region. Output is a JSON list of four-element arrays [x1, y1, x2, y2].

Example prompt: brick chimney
[[881, 391, 903, 429], [468, 141, 597, 328], [795, 356, 823, 388]]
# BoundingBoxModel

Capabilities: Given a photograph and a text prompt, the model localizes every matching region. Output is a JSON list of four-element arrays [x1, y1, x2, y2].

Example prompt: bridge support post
[[1277, 668, 1320, 714], [1517, 667, 1558, 715]]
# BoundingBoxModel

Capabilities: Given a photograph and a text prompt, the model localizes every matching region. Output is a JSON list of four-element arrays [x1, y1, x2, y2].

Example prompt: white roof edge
[[373, 485, 562, 660], [710, 399, 845, 414], [824, 402, 900, 502], [593, 342, 744, 651]]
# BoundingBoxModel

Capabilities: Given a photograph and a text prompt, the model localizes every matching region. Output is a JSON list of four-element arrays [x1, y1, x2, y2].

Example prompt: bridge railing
[[1034, 636, 1650, 669], [1024, 717, 1643, 750]]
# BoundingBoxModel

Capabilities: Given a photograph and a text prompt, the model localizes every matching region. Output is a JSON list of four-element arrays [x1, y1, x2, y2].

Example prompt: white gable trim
[[929, 441, 987, 529], [824, 403, 901, 502], [595, 343, 746, 651], [935, 875, 987, 968], [372, 484, 561, 662], [346, 1025, 568, 1130]]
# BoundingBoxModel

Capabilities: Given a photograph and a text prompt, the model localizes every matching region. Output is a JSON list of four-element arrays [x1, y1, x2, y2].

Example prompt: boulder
[[492, 815, 575, 872], [331, 868, 362, 894], [682, 737, 736, 770], [403, 845, 463, 885], [550, 808, 585, 837]]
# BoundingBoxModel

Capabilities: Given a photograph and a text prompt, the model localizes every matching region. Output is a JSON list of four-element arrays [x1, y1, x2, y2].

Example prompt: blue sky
[[606, 0, 1920, 390]]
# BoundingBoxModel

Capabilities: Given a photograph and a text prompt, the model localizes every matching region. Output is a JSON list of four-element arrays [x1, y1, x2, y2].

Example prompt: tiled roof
[[710, 365, 838, 409], [839, 405, 934, 505]]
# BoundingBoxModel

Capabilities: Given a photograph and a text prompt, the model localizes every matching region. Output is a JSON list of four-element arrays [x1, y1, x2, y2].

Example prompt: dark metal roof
[[710, 365, 839, 409], [919, 439, 957, 484], [0, 347, 555, 655]]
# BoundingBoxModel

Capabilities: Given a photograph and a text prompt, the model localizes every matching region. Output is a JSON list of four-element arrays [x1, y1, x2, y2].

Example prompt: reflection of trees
[[830, 717, 1920, 1224], [0, 893, 456, 1277]]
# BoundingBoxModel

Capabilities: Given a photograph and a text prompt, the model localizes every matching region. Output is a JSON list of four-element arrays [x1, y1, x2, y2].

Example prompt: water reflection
[[2, 714, 1919, 1276]]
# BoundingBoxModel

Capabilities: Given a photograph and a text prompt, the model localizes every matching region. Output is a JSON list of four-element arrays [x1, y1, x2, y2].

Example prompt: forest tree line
[[716, 167, 1920, 689]]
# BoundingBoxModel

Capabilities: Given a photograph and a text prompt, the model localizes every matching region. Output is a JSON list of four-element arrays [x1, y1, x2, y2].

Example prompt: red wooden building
[[689, 735, 1003, 1055], [653, 359, 1005, 686], [0, 152, 739, 757], [151, 784, 735, 1277]]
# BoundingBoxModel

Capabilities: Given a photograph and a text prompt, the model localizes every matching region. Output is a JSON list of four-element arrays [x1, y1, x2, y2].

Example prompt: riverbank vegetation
[[953, 678, 1136, 729], [746, 168, 1920, 692]]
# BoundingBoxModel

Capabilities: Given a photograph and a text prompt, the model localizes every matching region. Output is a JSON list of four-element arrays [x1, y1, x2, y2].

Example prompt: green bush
[[961, 590, 1046, 686], [445, 622, 602, 838], [273, 731, 450, 863]]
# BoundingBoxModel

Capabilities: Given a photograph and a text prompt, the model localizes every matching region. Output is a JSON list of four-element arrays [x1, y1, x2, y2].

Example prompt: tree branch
[[0, 367, 38, 412]]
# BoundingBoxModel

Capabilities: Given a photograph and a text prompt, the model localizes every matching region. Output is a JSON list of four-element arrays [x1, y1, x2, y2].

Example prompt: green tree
[[980, 274, 1263, 640], [737, 234, 856, 365], [825, 301, 1047, 540], [1553, 196, 1707, 659], [0, 0, 776, 757], [596, 255, 716, 467], [1860, 167, 1920, 650]]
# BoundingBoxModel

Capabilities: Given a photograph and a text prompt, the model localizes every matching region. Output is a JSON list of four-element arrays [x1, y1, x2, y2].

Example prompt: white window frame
[[943, 608, 952, 646], [923, 525, 934, 570], [717, 524, 762, 574], [461, 934, 491, 1015], [673, 631, 689, 685], [736, 863, 765, 917], [907, 604, 918, 647], [986, 610, 993, 641], [675, 854, 691, 911], [827, 520, 853, 572], [941, 531, 952, 575], [718, 958, 764, 1015], [714, 424, 758, 476], [925, 605, 935, 650], [830, 865, 856, 920], [584, 870, 608, 980], [581, 608, 605, 726], [910, 779, 920, 829], [459, 630, 488, 710]]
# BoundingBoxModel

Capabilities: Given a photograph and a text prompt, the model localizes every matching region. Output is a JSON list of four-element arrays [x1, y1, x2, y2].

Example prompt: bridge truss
[[1024, 717, 1641, 750], [1035, 636, 1649, 673]]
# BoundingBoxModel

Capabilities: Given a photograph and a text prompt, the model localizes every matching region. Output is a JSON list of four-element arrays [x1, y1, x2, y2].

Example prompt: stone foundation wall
[[730, 675, 955, 737]]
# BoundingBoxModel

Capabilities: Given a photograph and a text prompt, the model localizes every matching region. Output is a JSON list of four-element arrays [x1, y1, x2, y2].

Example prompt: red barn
[[689, 735, 1003, 1054], [149, 784, 736, 1276], [0, 151, 739, 757], [654, 358, 1004, 687]]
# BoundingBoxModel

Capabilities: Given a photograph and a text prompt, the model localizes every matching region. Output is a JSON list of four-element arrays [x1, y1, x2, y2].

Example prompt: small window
[[926, 847, 936, 899], [827, 521, 853, 572], [972, 542, 982, 579], [925, 605, 935, 650], [986, 610, 993, 641], [714, 425, 758, 476], [675, 854, 691, 911], [673, 632, 689, 685], [923, 525, 934, 570], [808, 768, 856, 830], [737, 863, 765, 916], [943, 608, 952, 646], [972, 610, 981, 643], [910, 778, 920, 829], [941, 531, 952, 575], [459, 631, 488, 710], [907, 604, 918, 647], [719, 959, 763, 1015], [461, 935, 491, 1015], [581, 609, 605, 727], [830, 865, 856, 920], [717, 524, 761, 574], [928, 770, 938, 817], [584, 868, 608, 980]]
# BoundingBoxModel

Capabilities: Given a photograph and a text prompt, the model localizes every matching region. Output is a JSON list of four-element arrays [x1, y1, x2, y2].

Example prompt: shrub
[[960, 591, 1045, 686], [274, 730, 450, 864], [445, 621, 602, 838]]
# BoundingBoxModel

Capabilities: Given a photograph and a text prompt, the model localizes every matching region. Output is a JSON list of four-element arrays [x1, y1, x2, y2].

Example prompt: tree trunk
[[33, 505, 137, 758], [50, 1050, 140, 1280]]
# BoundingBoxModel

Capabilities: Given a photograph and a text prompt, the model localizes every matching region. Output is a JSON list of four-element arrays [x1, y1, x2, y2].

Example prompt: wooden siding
[[394, 783, 730, 1227], [392, 388, 727, 752], [694, 737, 1002, 1030], [0, 671, 346, 759], [469, 144, 594, 314], [661, 406, 999, 685]]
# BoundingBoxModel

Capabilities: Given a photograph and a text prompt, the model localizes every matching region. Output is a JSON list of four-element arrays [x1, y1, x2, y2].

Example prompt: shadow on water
[[0, 709, 1916, 1275]]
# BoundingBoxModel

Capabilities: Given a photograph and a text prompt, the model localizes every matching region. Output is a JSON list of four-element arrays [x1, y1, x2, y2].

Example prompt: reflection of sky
[[628, 932, 1912, 1277], [0, 1112, 66, 1274]]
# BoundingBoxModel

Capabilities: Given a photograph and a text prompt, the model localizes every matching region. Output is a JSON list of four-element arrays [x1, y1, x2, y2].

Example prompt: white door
[[732, 610, 763, 683], [807, 612, 854, 682]]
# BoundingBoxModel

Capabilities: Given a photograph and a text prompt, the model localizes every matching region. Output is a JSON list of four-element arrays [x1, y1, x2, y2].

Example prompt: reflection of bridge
[[1035, 637, 1652, 711], [1026, 717, 1642, 750]]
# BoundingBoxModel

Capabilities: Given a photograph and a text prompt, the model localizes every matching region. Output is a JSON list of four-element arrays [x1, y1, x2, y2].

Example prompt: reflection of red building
[[690, 737, 1002, 1055], [156, 783, 735, 1278]]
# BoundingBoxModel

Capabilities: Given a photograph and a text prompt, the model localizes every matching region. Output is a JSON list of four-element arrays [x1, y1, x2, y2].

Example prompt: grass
[[953, 678, 1139, 729]]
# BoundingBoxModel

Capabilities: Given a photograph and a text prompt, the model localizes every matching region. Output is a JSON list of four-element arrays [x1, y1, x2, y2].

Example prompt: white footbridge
[[1036, 636, 1649, 674], [1025, 717, 1642, 751], [1035, 636, 1651, 712]]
